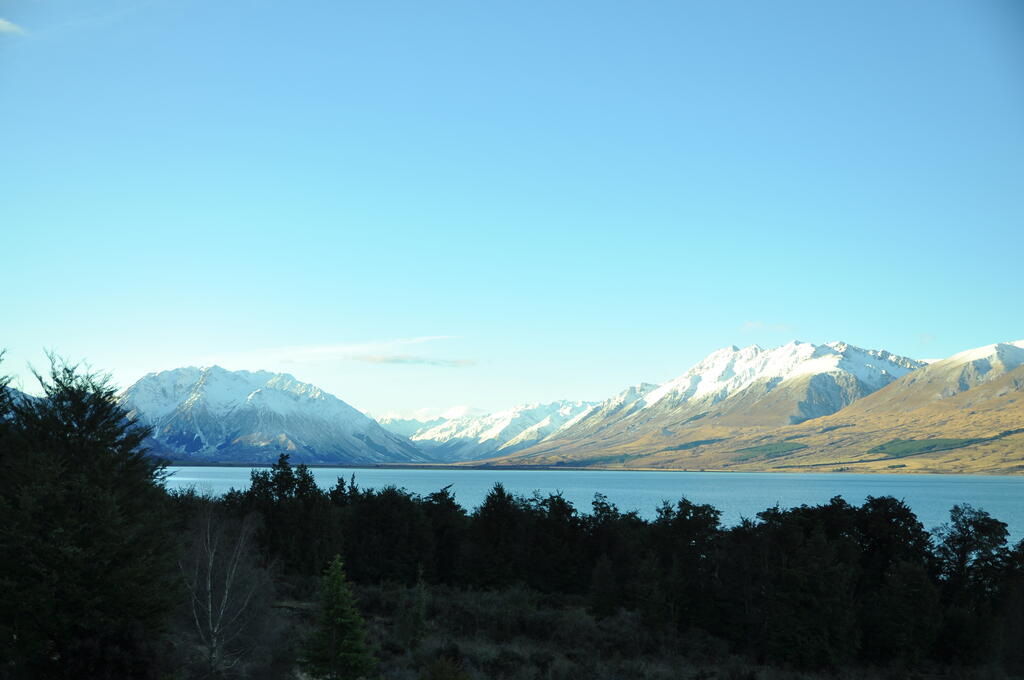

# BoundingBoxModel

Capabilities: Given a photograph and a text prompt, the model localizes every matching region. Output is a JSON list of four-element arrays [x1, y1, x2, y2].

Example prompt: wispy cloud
[[0, 18, 25, 35], [271, 336, 455, 364], [740, 320, 794, 334], [1, 1, 195, 46], [354, 355, 476, 367], [205, 336, 472, 369]]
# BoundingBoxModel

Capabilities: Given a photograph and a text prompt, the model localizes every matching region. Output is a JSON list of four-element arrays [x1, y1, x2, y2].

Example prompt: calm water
[[166, 467, 1024, 541]]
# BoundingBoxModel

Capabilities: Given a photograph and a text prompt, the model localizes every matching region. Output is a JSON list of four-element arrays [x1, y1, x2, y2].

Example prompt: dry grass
[[344, 584, 1014, 680]]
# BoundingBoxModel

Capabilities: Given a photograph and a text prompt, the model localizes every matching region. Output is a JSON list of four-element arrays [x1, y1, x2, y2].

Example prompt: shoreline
[[160, 461, 1023, 477]]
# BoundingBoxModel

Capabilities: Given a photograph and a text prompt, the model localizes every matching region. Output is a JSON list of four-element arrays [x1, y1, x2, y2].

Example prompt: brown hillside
[[486, 364, 1024, 475]]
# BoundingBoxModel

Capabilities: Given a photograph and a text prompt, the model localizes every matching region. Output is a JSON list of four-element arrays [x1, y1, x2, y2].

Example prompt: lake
[[166, 467, 1024, 541]]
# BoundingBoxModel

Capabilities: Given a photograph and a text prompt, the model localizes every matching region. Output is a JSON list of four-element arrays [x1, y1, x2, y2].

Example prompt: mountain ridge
[[398, 400, 597, 461], [507, 340, 924, 461], [486, 339, 1024, 474], [120, 366, 428, 464]]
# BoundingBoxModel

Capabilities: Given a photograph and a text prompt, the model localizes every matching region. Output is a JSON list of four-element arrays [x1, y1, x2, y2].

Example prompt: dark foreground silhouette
[[2, 360, 1022, 679]]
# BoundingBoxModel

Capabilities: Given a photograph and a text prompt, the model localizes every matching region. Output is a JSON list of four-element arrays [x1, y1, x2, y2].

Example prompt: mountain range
[[101, 338, 1023, 472], [399, 400, 596, 462], [485, 340, 1024, 474]]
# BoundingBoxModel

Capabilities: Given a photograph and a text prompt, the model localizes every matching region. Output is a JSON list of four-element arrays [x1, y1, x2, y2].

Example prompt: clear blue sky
[[2, 0, 1022, 416]]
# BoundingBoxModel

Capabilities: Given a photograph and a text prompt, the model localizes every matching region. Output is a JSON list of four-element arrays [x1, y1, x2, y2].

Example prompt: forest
[[2, 361, 1023, 680]]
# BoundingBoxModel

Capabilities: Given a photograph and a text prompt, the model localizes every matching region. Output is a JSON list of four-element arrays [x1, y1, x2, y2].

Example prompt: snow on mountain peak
[[119, 366, 425, 464], [642, 341, 923, 410], [123, 365, 358, 424], [408, 399, 597, 461], [940, 340, 1024, 370]]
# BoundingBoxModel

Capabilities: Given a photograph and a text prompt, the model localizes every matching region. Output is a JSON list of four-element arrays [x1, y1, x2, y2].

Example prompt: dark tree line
[[2, 359, 1023, 678], [211, 453, 1024, 671]]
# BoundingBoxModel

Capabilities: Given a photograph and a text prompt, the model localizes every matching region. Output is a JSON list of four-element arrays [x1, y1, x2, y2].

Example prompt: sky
[[2, 0, 1023, 417]]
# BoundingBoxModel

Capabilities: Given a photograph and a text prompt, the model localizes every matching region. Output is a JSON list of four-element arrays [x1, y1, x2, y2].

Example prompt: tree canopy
[[0, 358, 178, 678]]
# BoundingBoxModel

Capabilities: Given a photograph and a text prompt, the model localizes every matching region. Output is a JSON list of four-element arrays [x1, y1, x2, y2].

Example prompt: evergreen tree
[[343, 485, 433, 585], [422, 485, 468, 584], [932, 504, 1009, 663], [0, 353, 11, 424], [527, 492, 586, 592], [302, 555, 376, 680], [649, 497, 722, 630], [859, 560, 940, 664], [0, 357, 178, 678], [244, 454, 341, 576], [469, 483, 530, 588], [934, 503, 1009, 605]]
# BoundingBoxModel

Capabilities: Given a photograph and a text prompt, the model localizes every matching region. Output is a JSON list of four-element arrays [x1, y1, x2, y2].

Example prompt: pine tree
[[302, 555, 377, 680], [0, 356, 178, 678]]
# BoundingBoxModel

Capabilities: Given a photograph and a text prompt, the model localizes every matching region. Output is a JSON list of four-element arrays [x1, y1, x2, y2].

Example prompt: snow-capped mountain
[[97, 338, 1022, 472], [826, 339, 1024, 415], [377, 406, 487, 439], [491, 339, 1024, 473], [913, 340, 1024, 396], [511, 341, 924, 459], [120, 366, 428, 464], [376, 415, 446, 439], [641, 341, 921, 413], [408, 400, 596, 461], [708, 338, 1024, 473], [539, 383, 658, 441]]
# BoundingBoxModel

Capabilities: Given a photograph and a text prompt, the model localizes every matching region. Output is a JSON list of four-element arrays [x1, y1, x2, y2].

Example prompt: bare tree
[[180, 507, 272, 677]]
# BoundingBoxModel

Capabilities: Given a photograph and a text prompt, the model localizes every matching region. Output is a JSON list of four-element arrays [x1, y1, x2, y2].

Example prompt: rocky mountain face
[[843, 341, 1024, 411], [505, 341, 922, 463], [120, 366, 428, 464], [540, 383, 658, 441], [738, 339, 1024, 473]]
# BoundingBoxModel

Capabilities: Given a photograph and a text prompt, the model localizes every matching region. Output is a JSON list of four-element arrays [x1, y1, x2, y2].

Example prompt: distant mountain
[[846, 340, 1024, 409], [376, 406, 487, 439], [490, 340, 1024, 474], [721, 339, 1024, 473], [500, 341, 922, 465], [1, 386, 33, 416], [104, 338, 1024, 473], [120, 366, 429, 464], [2, 386, 29, 404], [407, 400, 596, 461], [376, 415, 446, 439], [540, 383, 658, 441], [636, 340, 922, 425]]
